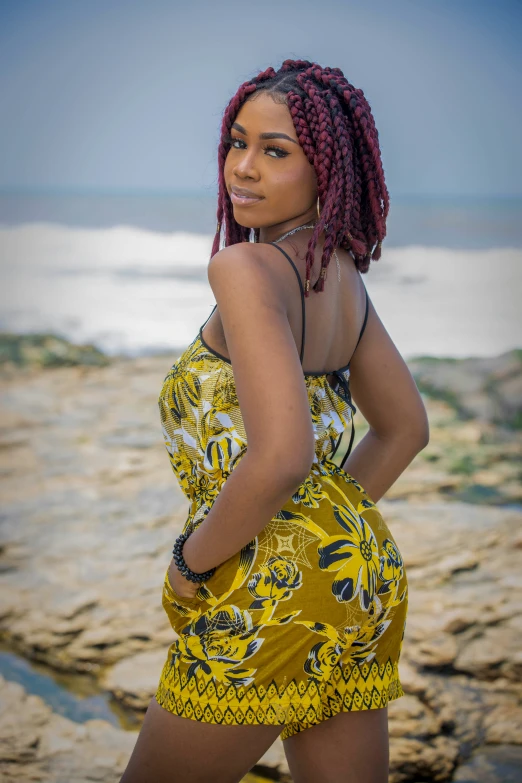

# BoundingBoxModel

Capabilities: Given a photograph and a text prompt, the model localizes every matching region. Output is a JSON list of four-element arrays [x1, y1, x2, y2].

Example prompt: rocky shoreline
[[0, 336, 521, 782]]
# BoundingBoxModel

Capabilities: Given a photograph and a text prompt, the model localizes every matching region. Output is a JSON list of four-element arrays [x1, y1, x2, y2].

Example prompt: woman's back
[[200, 238, 428, 480], [202, 239, 367, 378]]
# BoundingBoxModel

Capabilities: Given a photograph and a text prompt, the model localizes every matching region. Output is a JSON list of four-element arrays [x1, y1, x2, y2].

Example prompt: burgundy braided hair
[[211, 59, 390, 295]]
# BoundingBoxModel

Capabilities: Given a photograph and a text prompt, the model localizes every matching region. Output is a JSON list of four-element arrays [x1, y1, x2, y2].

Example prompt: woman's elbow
[[414, 405, 431, 449], [419, 420, 430, 449], [371, 412, 430, 453], [400, 418, 430, 451], [397, 399, 430, 450]]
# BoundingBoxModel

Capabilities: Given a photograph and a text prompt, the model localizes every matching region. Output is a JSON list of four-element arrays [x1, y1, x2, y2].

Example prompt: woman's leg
[[119, 696, 283, 783], [282, 706, 389, 783]]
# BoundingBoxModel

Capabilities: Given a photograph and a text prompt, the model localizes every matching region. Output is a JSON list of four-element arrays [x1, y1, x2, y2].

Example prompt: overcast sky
[[1, 0, 521, 197]]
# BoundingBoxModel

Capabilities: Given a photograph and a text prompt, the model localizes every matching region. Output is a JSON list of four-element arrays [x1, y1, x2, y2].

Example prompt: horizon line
[[0, 186, 521, 201]]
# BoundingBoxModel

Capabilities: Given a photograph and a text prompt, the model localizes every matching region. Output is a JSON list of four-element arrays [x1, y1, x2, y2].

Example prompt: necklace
[[272, 222, 341, 282]]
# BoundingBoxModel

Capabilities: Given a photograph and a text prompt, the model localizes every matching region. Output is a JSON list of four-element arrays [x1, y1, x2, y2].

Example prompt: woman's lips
[[230, 191, 263, 206]]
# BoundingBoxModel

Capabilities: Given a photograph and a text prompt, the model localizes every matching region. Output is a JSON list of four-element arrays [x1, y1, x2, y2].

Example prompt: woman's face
[[223, 91, 318, 243]]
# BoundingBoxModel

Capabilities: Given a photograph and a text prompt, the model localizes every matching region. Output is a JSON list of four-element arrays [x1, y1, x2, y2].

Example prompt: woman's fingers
[[168, 559, 200, 598]]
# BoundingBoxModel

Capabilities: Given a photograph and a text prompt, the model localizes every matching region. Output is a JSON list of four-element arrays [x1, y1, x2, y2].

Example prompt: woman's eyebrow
[[231, 122, 299, 145]]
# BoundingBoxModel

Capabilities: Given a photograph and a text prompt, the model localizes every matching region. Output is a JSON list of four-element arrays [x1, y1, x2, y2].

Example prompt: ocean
[[0, 191, 521, 360]]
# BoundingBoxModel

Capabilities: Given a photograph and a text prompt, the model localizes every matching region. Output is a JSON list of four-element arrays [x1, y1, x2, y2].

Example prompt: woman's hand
[[168, 557, 202, 600]]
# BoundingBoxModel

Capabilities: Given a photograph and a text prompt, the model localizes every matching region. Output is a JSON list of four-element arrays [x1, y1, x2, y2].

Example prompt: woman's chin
[[232, 217, 261, 230]]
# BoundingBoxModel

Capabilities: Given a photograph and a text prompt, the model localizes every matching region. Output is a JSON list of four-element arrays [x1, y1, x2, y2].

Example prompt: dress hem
[[154, 677, 405, 739]]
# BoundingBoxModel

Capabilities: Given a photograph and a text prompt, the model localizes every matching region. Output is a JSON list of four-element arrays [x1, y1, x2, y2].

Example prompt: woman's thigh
[[282, 706, 389, 783], [119, 696, 283, 783]]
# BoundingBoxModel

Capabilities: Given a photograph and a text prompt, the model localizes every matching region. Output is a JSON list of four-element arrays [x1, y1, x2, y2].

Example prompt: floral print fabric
[[155, 331, 408, 738]]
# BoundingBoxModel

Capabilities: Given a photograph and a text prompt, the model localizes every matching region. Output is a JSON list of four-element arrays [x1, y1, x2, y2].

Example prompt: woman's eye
[[223, 135, 288, 158], [264, 144, 288, 159], [228, 137, 245, 150]]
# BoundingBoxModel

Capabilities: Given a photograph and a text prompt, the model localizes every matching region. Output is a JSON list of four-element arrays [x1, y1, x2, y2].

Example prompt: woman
[[121, 60, 429, 783]]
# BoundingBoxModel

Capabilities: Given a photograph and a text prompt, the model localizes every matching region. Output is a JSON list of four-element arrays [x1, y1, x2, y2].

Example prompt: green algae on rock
[[0, 332, 110, 368]]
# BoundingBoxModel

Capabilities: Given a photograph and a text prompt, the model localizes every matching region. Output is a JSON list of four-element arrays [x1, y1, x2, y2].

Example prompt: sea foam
[[0, 223, 520, 359]]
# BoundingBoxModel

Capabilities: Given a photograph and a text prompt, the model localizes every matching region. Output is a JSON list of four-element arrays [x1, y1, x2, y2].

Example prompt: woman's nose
[[233, 148, 259, 179]]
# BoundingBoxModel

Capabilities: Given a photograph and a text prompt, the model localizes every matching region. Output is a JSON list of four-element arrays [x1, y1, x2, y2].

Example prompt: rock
[[452, 745, 522, 782], [388, 694, 442, 738], [408, 349, 522, 428], [0, 356, 188, 673], [1, 351, 521, 782], [416, 633, 459, 670], [389, 735, 460, 782], [417, 670, 522, 776], [0, 674, 136, 782], [440, 609, 480, 635], [483, 704, 522, 745], [256, 740, 290, 780], [0, 332, 110, 368], [396, 659, 430, 698], [100, 648, 169, 711], [454, 625, 520, 680], [437, 551, 480, 576]]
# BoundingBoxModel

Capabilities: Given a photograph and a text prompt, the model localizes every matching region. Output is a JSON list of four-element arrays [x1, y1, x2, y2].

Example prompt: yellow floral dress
[[155, 243, 408, 740]]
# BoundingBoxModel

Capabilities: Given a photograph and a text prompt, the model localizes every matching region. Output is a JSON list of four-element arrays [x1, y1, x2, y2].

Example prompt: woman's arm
[[340, 294, 430, 503], [183, 450, 309, 574], [182, 242, 316, 575]]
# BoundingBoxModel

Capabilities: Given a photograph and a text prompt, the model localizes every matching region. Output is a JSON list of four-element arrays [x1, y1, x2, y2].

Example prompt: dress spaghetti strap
[[269, 241, 371, 469], [353, 286, 369, 355], [200, 303, 217, 332], [337, 285, 369, 467], [269, 242, 306, 363]]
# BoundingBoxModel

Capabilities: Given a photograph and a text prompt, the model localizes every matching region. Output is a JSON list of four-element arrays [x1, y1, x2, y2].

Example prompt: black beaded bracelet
[[172, 530, 216, 584]]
